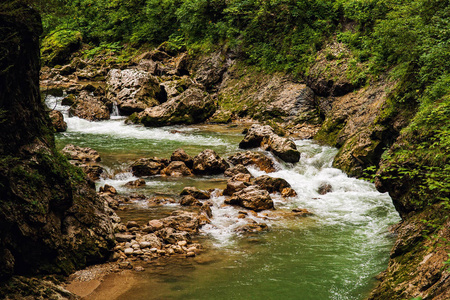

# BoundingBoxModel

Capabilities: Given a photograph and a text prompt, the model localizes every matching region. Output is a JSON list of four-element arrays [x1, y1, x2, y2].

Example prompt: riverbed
[[47, 95, 400, 299]]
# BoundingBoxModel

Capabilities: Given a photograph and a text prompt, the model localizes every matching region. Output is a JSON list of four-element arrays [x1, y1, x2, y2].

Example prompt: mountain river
[[47, 95, 400, 300]]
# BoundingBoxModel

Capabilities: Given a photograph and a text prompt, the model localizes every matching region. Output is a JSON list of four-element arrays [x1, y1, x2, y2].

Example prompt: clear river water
[[47, 95, 400, 300]]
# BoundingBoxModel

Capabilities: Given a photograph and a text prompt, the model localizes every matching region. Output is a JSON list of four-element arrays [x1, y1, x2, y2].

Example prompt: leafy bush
[[41, 29, 82, 66]]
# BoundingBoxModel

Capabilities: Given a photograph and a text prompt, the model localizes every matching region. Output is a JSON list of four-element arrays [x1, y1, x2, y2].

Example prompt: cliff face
[[0, 2, 114, 280]]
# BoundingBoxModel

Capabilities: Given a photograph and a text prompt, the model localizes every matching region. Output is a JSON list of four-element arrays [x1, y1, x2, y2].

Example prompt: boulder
[[225, 185, 274, 211], [49, 110, 67, 132], [130, 157, 169, 177], [106, 69, 163, 115], [223, 174, 252, 196], [83, 165, 104, 181], [170, 148, 193, 168], [180, 187, 210, 199], [132, 86, 216, 126], [180, 195, 202, 206], [61, 144, 101, 163], [192, 149, 229, 175], [265, 135, 301, 163], [156, 227, 191, 244], [239, 124, 300, 163], [228, 151, 276, 173], [281, 187, 298, 198], [224, 164, 251, 177], [239, 124, 275, 149], [160, 211, 200, 232], [161, 161, 193, 177], [254, 175, 292, 194], [147, 220, 164, 232], [68, 90, 110, 121]]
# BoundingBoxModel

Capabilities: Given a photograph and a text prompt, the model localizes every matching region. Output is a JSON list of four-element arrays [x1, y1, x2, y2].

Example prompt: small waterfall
[[111, 102, 120, 117]]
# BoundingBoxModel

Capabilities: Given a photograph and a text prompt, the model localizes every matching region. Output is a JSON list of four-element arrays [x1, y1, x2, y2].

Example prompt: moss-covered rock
[[41, 29, 82, 67]]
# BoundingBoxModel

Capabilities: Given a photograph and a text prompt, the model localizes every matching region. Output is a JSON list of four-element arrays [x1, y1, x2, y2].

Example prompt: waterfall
[[111, 102, 120, 117]]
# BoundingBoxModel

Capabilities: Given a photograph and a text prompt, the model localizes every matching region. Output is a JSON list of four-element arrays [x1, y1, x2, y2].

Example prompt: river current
[[47, 95, 400, 300]]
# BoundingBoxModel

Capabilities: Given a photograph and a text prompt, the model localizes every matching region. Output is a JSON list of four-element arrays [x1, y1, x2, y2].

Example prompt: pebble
[[124, 248, 134, 255], [177, 240, 187, 247], [134, 266, 145, 272], [186, 251, 196, 257]]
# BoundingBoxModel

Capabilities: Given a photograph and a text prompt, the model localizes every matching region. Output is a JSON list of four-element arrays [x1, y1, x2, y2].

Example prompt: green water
[[50, 97, 399, 299]]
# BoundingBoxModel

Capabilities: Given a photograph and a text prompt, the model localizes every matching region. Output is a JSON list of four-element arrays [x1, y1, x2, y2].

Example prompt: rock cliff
[[0, 2, 114, 283]]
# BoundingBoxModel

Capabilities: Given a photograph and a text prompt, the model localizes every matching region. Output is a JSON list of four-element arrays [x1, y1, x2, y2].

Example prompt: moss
[[41, 29, 82, 66], [314, 117, 345, 146]]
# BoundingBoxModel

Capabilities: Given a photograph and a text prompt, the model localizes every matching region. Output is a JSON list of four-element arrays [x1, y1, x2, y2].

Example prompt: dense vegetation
[[30, 0, 450, 212]]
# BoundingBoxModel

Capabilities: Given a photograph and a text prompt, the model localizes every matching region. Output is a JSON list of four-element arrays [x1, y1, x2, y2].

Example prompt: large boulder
[[106, 69, 164, 115], [225, 185, 274, 211], [228, 151, 276, 173], [192, 149, 229, 175], [131, 157, 169, 177], [223, 173, 252, 196], [239, 124, 300, 163], [68, 90, 110, 121], [132, 86, 216, 127]]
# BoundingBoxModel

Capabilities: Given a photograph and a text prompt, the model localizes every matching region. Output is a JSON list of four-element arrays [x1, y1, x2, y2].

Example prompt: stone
[[138, 234, 162, 249], [223, 174, 252, 196], [124, 179, 146, 188], [225, 185, 274, 211], [239, 124, 275, 149], [132, 86, 216, 126], [186, 251, 196, 257], [161, 161, 193, 177], [292, 208, 313, 217], [161, 211, 200, 232], [224, 164, 251, 177], [253, 175, 292, 194], [228, 151, 276, 173], [83, 165, 104, 181], [147, 220, 164, 232], [239, 124, 300, 163], [180, 186, 210, 199], [106, 69, 163, 115], [68, 90, 110, 121], [49, 110, 67, 132], [192, 149, 229, 175], [99, 184, 117, 195], [115, 234, 134, 243], [130, 157, 169, 177], [62, 144, 101, 163], [156, 227, 191, 244], [180, 195, 202, 206], [281, 187, 298, 198], [318, 182, 333, 195], [236, 222, 269, 233], [170, 148, 194, 168], [124, 248, 134, 255], [126, 221, 140, 229]]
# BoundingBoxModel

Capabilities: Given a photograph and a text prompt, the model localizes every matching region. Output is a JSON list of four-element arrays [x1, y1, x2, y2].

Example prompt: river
[[47, 95, 400, 300]]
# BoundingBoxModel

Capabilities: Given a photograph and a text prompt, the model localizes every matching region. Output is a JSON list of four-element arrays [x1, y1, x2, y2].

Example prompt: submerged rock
[[62, 144, 101, 163], [180, 187, 210, 199], [318, 182, 333, 195]]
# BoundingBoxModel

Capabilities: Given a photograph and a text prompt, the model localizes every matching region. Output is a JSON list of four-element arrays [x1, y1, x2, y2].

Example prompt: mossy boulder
[[41, 29, 82, 67]]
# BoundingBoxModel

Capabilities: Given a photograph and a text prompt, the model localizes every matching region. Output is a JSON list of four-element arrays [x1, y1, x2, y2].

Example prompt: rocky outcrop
[[239, 124, 300, 163], [132, 86, 216, 127], [61, 144, 101, 163], [106, 69, 164, 115], [192, 149, 229, 175]]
